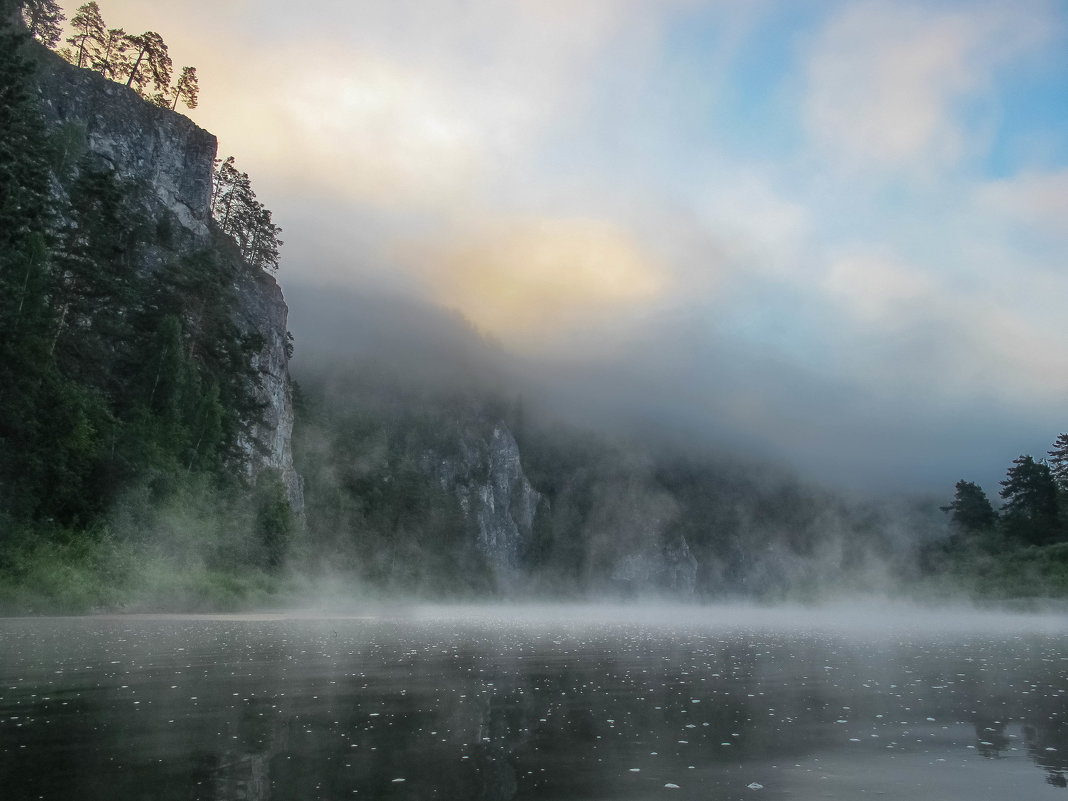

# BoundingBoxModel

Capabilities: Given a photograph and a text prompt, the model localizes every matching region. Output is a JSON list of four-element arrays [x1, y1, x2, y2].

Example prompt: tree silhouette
[[941, 480, 997, 533], [37, 3, 201, 113], [64, 1, 105, 69], [1000, 455, 1060, 545], [21, 0, 65, 48], [94, 26, 128, 80], [1048, 434, 1068, 491], [123, 30, 171, 98], [211, 156, 283, 272], [168, 65, 198, 110]]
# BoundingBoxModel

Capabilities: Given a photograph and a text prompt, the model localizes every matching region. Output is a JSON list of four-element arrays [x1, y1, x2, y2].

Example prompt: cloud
[[802, 0, 1048, 172], [401, 217, 668, 347], [810, 238, 1068, 411], [85, 0, 1068, 492], [823, 247, 937, 325], [694, 172, 813, 277], [104, 0, 698, 209], [205, 45, 489, 206], [976, 168, 1068, 238]]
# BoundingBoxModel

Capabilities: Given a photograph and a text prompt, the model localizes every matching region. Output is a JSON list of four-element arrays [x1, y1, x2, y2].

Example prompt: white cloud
[[976, 168, 1068, 238], [823, 247, 937, 324], [695, 172, 812, 277], [802, 0, 1048, 172]]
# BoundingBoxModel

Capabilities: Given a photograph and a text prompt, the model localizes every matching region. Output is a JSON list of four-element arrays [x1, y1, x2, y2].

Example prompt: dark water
[[2, 605, 1068, 800]]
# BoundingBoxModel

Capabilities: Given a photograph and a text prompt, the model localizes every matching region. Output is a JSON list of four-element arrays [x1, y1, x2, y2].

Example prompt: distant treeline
[[922, 437, 1068, 598], [943, 437, 1068, 546]]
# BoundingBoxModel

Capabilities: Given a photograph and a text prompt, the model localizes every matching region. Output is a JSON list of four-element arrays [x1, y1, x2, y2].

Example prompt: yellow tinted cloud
[[197, 46, 487, 206], [412, 218, 667, 344]]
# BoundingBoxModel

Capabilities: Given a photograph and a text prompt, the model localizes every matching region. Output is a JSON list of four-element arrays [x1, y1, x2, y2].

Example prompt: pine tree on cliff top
[[95, 26, 128, 81], [64, 1, 105, 68], [168, 65, 198, 110], [21, 0, 65, 48], [124, 30, 171, 97]]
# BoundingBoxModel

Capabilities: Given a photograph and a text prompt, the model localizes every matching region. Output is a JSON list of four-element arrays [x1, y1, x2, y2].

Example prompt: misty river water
[[2, 605, 1068, 800]]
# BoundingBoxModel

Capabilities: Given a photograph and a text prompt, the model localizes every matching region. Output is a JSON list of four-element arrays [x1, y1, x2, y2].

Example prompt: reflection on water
[[1, 608, 1068, 800]]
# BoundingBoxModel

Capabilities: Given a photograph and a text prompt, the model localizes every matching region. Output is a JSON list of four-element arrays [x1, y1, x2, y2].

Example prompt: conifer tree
[[240, 202, 283, 272], [941, 480, 997, 533], [211, 155, 244, 230], [123, 30, 171, 97], [169, 65, 198, 109], [210, 155, 283, 272], [1048, 434, 1068, 491], [64, 2, 105, 69], [21, 0, 65, 48], [94, 26, 128, 80], [1000, 455, 1060, 545]]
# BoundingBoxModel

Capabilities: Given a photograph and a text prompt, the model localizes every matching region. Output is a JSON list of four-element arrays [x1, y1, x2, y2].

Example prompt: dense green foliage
[[0, 14, 292, 612], [920, 438, 1068, 599]]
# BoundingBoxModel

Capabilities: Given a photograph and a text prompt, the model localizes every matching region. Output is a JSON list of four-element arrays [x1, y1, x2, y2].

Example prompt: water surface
[[2, 605, 1067, 800]]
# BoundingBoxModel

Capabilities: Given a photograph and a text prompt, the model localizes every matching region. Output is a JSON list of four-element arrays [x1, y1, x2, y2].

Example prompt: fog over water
[[4, 605, 1068, 800]]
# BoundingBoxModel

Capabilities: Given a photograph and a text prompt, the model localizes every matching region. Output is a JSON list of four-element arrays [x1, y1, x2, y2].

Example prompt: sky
[[91, 0, 1068, 494]]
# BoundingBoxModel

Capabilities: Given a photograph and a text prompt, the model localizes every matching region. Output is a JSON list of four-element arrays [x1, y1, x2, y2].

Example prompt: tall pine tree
[[64, 2, 105, 69], [20, 0, 65, 47], [123, 30, 171, 99], [1000, 455, 1060, 546]]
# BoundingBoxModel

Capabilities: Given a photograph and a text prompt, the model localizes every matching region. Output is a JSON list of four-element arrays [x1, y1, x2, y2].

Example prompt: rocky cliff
[[31, 47, 303, 511], [425, 423, 545, 586]]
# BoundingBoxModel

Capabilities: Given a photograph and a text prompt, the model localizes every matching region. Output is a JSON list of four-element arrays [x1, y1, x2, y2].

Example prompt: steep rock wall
[[425, 423, 544, 586], [33, 49, 215, 250], [31, 48, 303, 511]]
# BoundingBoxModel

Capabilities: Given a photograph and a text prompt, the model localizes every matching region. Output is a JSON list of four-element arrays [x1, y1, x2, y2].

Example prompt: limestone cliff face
[[234, 267, 304, 512], [426, 423, 544, 585], [33, 49, 215, 250], [32, 48, 303, 511]]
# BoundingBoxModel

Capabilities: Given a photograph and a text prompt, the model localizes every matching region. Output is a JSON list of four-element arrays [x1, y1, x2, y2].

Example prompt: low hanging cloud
[[212, 46, 488, 206], [823, 248, 938, 326], [401, 217, 668, 347]]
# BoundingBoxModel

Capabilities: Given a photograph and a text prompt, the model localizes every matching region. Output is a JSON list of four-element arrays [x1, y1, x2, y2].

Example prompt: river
[[2, 604, 1067, 799]]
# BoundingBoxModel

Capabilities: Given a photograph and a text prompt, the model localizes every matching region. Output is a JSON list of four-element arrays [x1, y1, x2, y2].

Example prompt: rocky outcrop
[[235, 267, 304, 512], [611, 536, 699, 596], [31, 47, 303, 512], [425, 424, 544, 585], [32, 48, 215, 251]]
